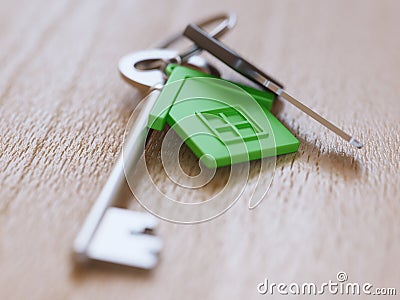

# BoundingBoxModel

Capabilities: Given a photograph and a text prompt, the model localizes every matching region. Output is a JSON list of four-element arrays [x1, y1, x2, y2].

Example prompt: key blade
[[86, 207, 162, 269]]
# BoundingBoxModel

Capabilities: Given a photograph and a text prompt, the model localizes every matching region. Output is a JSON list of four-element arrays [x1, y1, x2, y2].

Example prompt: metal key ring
[[156, 12, 237, 59], [119, 13, 236, 90]]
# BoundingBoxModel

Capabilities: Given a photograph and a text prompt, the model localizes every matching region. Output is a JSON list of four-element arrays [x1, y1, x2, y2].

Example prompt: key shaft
[[73, 88, 161, 262]]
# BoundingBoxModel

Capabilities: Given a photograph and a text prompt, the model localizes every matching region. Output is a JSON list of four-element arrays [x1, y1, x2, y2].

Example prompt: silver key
[[73, 49, 221, 269], [184, 24, 363, 149], [73, 50, 171, 269], [72, 13, 234, 269]]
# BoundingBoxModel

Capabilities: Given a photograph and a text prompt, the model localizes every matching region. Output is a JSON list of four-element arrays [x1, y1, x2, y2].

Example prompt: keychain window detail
[[197, 106, 268, 144]]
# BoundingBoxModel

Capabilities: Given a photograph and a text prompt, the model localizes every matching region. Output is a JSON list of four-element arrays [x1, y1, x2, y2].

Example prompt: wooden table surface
[[1, 0, 399, 299]]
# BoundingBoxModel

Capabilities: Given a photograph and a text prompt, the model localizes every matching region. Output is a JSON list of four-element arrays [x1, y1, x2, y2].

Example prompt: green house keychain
[[148, 64, 299, 168]]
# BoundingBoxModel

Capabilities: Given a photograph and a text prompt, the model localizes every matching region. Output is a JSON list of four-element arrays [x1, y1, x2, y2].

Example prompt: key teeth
[[84, 208, 162, 269]]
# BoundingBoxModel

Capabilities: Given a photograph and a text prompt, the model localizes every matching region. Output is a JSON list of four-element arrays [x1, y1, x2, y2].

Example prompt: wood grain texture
[[0, 0, 399, 299]]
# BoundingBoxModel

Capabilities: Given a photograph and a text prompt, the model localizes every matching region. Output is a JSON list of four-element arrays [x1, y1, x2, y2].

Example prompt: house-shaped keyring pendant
[[148, 64, 300, 168]]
